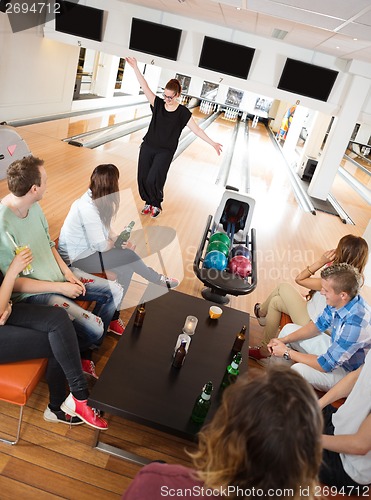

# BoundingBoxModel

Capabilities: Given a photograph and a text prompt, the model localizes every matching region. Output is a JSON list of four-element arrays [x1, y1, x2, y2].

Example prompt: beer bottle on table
[[134, 303, 146, 327], [172, 340, 187, 368], [114, 221, 135, 248], [221, 352, 242, 389], [231, 325, 247, 353], [173, 332, 191, 355], [191, 381, 213, 424]]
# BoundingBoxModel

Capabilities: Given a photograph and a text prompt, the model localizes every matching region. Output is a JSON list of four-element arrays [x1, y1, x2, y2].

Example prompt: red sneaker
[[248, 345, 270, 367], [81, 359, 99, 380], [108, 318, 125, 336], [248, 345, 265, 360], [61, 394, 108, 430], [141, 204, 152, 215], [150, 206, 161, 219]]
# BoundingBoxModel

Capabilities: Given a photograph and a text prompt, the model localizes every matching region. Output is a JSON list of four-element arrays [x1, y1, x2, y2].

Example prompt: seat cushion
[[0, 359, 47, 406], [280, 313, 292, 328]]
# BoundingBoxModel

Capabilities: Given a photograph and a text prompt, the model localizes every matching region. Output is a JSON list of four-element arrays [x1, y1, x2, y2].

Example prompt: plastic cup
[[209, 306, 223, 319], [15, 245, 33, 275]]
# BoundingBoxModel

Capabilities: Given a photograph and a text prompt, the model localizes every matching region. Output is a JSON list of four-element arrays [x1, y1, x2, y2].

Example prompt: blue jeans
[[24, 268, 123, 351]]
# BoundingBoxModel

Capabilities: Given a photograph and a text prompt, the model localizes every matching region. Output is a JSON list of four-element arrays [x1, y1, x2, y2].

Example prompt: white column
[[282, 105, 308, 166], [297, 111, 332, 168], [93, 53, 119, 98], [308, 74, 371, 200]]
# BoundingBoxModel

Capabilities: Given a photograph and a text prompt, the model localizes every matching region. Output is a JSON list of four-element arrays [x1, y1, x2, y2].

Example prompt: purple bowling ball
[[231, 244, 251, 260]]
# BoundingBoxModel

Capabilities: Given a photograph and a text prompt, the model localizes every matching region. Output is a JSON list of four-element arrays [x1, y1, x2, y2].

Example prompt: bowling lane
[[17, 102, 151, 141], [93, 105, 222, 158], [341, 156, 371, 190]]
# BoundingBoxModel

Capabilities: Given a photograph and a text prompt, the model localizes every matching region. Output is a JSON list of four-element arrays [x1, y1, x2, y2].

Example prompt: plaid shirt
[[316, 295, 371, 372]]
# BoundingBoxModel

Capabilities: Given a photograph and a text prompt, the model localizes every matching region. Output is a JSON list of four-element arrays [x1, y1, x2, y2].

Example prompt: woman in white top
[[250, 235, 369, 359], [58, 164, 179, 333]]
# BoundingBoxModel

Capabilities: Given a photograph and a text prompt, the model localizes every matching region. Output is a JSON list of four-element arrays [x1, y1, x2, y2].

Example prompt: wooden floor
[[0, 103, 370, 498]]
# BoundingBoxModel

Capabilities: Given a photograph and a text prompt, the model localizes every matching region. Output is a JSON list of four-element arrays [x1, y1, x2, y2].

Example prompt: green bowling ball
[[206, 240, 230, 257], [209, 232, 231, 248]]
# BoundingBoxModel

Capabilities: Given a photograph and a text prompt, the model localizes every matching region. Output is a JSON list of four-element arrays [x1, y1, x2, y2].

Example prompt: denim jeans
[[24, 267, 123, 351]]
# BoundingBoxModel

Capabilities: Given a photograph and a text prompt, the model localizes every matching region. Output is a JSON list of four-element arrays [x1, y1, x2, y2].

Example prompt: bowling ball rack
[[193, 215, 257, 304]]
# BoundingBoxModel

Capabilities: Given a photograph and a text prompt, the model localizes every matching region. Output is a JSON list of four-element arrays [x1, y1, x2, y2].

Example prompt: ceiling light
[[353, 38, 358, 41], [272, 28, 288, 40]]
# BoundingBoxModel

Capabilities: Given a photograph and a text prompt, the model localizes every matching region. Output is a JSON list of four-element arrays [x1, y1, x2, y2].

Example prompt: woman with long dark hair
[[58, 164, 179, 334]]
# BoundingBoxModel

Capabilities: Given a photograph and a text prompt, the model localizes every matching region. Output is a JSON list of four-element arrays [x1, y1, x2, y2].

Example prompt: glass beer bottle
[[221, 352, 242, 389], [191, 381, 213, 424], [115, 221, 135, 248], [172, 340, 187, 368], [231, 325, 247, 353], [134, 303, 146, 327]]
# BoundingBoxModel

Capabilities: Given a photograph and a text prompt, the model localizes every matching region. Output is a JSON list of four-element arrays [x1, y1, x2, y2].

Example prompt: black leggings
[[0, 303, 88, 409], [138, 142, 174, 209]]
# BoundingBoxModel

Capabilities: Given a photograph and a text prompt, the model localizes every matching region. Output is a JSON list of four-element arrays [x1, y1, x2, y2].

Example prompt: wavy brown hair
[[89, 164, 120, 229], [189, 367, 322, 499], [307, 234, 368, 300], [333, 234, 368, 275]]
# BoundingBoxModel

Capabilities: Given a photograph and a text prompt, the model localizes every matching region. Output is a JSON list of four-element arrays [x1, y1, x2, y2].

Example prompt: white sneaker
[[43, 406, 83, 425], [159, 275, 179, 289]]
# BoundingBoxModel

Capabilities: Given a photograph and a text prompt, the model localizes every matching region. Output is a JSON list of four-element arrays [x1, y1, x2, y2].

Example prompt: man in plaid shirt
[[268, 263, 371, 391]]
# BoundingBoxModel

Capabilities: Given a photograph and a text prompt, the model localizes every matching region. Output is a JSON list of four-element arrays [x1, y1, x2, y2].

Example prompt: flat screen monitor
[[129, 18, 182, 61], [277, 58, 338, 102], [198, 36, 255, 79], [55, 1, 104, 42]]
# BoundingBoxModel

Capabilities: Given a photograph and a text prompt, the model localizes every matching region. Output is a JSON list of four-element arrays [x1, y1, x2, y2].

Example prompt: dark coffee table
[[89, 289, 249, 464]]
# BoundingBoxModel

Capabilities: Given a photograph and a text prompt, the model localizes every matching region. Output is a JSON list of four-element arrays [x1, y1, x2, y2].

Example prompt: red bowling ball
[[228, 255, 252, 278]]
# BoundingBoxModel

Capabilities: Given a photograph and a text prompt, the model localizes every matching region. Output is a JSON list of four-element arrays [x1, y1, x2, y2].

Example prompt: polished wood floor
[[0, 103, 370, 498]]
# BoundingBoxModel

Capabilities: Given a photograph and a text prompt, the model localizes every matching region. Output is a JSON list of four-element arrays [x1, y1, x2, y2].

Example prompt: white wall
[[0, 15, 79, 121]]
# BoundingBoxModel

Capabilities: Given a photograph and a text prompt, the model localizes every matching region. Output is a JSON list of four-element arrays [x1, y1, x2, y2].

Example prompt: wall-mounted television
[[129, 18, 182, 61], [55, 1, 104, 42], [198, 36, 255, 79], [277, 58, 338, 102]]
